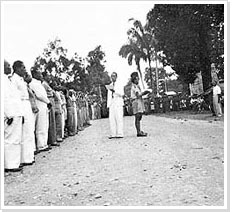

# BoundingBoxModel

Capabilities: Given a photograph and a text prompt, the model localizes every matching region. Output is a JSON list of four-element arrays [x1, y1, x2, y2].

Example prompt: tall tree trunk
[[155, 58, 159, 95], [98, 84, 102, 101], [199, 17, 212, 91], [148, 60, 153, 93], [136, 63, 145, 89]]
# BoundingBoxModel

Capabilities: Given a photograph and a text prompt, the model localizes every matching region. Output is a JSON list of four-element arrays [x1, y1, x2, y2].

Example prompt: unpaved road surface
[[4, 113, 224, 206]]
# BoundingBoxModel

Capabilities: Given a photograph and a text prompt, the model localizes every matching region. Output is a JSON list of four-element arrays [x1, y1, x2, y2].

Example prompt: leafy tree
[[32, 38, 71, 85], [65, 53, 90, 92], [86, 45, 111, 99], [146, 4, 224, 90]]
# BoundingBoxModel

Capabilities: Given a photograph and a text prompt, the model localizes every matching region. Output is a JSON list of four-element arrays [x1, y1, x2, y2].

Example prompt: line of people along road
[[4, 60, 96, 173]]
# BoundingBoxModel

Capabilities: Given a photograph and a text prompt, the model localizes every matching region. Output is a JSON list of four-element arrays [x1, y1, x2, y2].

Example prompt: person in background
[[71, 90, 78, 134], [42, 72, 59, 147], [11, 61, 35, 166], [4, 60, 24, 172], [23, 72, 39, 155], [212, 81, 222, 117], [91, 100, 96, 120], [85, 94, 91, 126], [54, 86, 64, 142], [130, 72, 150, 137], [30, 69, 51, 152], [76, 92, 84, 131], [24, 73, 39, 114], [59, 89, 67, 138], [106, 72, 124, 139], [66, 90, 76, 136]]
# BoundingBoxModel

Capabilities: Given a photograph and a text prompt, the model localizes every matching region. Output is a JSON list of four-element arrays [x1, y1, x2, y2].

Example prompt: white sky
[[2, 1, 155, 86]]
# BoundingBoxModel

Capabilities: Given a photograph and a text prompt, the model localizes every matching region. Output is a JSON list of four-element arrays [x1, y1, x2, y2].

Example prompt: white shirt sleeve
[[29, 79, 50, 104], [213, 85, 221, 96], [4, 75, 23, 117]]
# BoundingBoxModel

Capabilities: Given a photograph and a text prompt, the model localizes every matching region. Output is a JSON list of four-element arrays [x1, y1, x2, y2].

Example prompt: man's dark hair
[[12, 60, 23, 73], [130, 72, 139, 83], [111, 72, 117, 77], [42, 71, 47, 78], [31, 69, 38, 79]]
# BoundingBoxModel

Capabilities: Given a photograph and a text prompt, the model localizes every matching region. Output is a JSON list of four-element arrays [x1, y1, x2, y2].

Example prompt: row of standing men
[[4, 60, 91, 172]]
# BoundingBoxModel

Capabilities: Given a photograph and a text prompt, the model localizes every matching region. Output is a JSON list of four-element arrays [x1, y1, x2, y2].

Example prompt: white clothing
[[20, 100, 35, 163], [29, 78, 49, 150], [106, 81, 124, 137], [72, 95, 78, 133], [109, 103, 124, 137], [4, 75, 23, 169], [11, 74, 35, 163], [59, 92, 66, 137], [4, 117, 23, 169], [29, 79, 50, 106], [11, 74, 29, 100], [213, 85, 222, 116], [107, 82, 124, 108], [4, 75, 23, 117], [213, 85, 221, 97]]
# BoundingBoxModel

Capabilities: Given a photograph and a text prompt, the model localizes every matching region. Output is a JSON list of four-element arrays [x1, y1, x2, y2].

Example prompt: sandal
[[137, 131, 148, 137]]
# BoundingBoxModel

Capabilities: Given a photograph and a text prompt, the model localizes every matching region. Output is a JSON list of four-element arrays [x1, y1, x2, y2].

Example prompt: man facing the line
[[106, 72, 124, 139]]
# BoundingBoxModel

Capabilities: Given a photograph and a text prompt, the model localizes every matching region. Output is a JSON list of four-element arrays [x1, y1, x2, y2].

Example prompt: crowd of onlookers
[[124, 86, 224, 116], [4, 60, 104, 173]]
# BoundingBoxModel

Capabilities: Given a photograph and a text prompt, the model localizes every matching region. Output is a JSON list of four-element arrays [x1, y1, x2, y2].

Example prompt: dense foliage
[[31, 39, 110, 98], [146, 4, 224, 90]]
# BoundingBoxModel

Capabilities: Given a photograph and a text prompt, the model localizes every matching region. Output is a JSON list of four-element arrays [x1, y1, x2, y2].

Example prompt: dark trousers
[[48, 98, 57, 145]]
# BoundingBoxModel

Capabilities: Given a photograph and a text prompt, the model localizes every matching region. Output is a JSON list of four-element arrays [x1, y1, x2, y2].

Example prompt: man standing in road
[[106, 72, 124, 139], [212, 81, 222, 117]]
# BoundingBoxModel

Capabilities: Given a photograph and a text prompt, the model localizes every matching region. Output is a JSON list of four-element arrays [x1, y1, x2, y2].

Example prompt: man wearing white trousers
[[106, 72, 124, 139], [11, 61, 35, 166], [30, 69, 51, 152], [4, 60, 24, 172]]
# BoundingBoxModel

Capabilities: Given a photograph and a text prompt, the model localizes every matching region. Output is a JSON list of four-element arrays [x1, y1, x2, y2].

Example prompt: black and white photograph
[[1, 0, 229, 209]]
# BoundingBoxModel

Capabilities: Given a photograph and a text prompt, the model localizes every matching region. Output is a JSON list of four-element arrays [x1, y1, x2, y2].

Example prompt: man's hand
[[47, 102, 52, 109]]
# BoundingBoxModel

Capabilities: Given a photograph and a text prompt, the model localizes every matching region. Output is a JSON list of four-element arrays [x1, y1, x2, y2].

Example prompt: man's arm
[[29, 81, 50, 104]]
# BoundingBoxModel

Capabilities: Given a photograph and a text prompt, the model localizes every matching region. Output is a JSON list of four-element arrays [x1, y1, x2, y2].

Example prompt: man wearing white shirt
[[11, 61, 35, 165], [4, 60, 24, 172], [106, 72, 124, 139], [29, 69, 51, 152], [212, 81, 222, 117]]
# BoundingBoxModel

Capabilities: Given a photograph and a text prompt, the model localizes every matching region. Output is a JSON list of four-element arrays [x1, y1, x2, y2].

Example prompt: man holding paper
[[106, 72, 124, 139]]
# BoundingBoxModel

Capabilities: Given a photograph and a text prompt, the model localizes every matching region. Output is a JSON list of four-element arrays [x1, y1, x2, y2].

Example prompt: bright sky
[[2, 1, 155, 86]]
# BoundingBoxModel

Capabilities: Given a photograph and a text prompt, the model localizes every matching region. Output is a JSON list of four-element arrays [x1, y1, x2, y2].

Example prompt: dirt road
[[4, 113, 224, 206]]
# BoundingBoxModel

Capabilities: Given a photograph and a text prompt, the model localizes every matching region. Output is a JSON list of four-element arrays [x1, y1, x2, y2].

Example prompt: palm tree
[[119, 40, 146, 88], [119, 18, 157, 91]]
